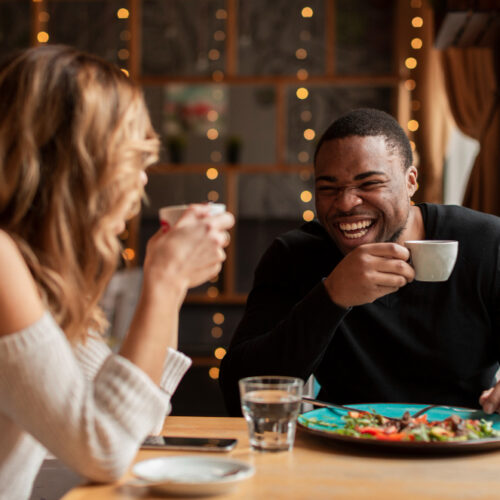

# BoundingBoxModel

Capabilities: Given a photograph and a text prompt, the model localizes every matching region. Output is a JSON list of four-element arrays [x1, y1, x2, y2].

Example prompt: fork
[[301, 396, 438, 421]]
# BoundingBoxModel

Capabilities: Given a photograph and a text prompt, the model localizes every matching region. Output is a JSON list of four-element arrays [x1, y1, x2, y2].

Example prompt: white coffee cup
[[404, 240, 458, 282], [158, 203, 226, 227]]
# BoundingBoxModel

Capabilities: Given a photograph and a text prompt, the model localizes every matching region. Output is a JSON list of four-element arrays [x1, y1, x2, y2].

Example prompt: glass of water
[[239, 376, 304, 452]]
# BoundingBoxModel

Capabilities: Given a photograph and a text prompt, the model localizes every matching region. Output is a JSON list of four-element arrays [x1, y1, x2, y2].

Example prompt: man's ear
[[406, 165, 418, 197]]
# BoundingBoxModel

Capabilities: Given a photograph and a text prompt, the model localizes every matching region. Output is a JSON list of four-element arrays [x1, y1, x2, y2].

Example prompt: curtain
[[440, 47, 500, 216]]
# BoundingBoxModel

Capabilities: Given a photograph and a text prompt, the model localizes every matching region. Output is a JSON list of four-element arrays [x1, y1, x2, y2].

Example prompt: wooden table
[[62, 416, 500, 499]]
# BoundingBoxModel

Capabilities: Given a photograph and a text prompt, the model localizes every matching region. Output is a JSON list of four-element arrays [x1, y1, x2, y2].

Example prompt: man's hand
[[323, 242, 415, 309], [479, 383, 500, 414]]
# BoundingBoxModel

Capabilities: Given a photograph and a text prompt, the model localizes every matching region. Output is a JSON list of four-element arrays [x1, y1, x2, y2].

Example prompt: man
[[219, 108, 500, 417]]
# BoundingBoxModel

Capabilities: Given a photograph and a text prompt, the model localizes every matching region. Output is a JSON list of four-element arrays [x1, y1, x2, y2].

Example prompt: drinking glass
[[239, 376, 303, 452]]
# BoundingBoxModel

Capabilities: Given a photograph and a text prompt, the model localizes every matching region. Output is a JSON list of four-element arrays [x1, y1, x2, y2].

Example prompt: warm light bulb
[[301, 6, 313, 18], [208, 49, 220, 61], [405, 57, 418, 69], [215, 9, 227, 19], [405, 79, 417, 91], [300, 190, 313, 203], [211, 327, 223, 338], [298, 151, 310, 163], [207, 128, 219, 140], [208, 367, 220, 379], [411, 16, 424, 28], [37, 31, 49, 43], [207, 190, 220, 202], [122, 248, 135, 261], [411, 38, 423, 49], [296, 87, 309, 100], [206, 168, 219, 180], [303, 129, 316, 141], [295, 48, 308, 60], [408, 120, 419, 132], [117, 8, 129, 19], [213, 312, 225, 324], [214, 30, 226, 41], [214, 347, 226, 360], [118, 49, 130, 60], [303, 210, 315, 221]]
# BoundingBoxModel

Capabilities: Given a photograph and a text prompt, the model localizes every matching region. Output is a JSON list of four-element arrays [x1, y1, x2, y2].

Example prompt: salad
[[305, 410, 500, 442]]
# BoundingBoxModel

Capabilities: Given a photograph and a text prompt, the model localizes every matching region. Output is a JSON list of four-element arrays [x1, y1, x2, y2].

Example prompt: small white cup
[[404, 240, 458, 282], [158, 203, 226, 227]]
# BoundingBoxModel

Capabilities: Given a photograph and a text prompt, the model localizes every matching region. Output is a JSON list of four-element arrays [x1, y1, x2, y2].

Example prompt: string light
[[408, 120, 419, 132], [207, 190, 220, 202], [295, 48, 308, 60], [296, 87, 309, 99], [301, 6, 313, 18], [211, 326, 223, 338], [214, 347, 226, 360], [299, 169, 312, 181], [212, 70, 224, 82], [405, 79, 416, 91], [38, 11, 49, 22], [405, 57, 417, 69], [411, 37, 423, 49], [212, 312, 225, 324], [208, 367, 220, 379], [206, 167, 219, 180], [214, 30, 225, 41], [411, 16, 423, 28], [303, 129, 315, 141], [37, 31, 49, 43], [411, 100, 421, 111], [297, 69, 309, 80], [207, 128, 219, 140], [298, 151, 310, 163], [207, 286, 219, 298], [122, 248, 135, 261], [208, 49, 220, 61], [215, 9, 227, 20], [303, 210, 315, 221], [118, 49, 129, 60], [300, 190, 313, 203], [117, 8, 129, 19]]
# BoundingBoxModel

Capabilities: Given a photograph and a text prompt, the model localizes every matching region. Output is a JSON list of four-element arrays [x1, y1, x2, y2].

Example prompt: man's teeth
[[338, 220, 373, 239]]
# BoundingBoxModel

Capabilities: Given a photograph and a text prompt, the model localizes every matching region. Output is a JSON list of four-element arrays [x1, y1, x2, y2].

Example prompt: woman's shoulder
[[0, 229, 45, 336]]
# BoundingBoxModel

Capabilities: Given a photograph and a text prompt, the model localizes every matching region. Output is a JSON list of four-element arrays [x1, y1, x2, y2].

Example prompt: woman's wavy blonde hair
[[0, 45, 159, 342]]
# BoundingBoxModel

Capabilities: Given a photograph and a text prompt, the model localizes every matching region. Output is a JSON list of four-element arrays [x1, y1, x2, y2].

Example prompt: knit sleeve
[[72, 333, 191, 435], [0, 312, 188, 482]]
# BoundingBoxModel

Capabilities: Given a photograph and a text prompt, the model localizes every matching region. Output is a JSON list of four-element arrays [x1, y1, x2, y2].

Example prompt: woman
[[0, 45, 234, 499]]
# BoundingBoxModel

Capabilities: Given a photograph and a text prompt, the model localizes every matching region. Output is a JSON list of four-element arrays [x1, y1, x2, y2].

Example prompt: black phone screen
[[141, 436, 238, 451]]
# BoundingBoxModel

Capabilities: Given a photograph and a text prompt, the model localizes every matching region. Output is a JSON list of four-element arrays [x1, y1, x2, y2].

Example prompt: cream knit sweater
[[0, 312, 191, 500]]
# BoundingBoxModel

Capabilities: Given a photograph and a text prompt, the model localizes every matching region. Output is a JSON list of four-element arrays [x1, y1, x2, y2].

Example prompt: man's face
[[314, 135, 418, 255]]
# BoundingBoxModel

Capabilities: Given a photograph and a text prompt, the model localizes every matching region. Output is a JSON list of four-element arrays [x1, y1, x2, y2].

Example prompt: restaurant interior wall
[[0, 0, 420, 416]]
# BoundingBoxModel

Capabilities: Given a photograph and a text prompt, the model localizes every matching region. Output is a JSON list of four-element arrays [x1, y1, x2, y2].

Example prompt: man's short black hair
[[313, 108, 413, 169]]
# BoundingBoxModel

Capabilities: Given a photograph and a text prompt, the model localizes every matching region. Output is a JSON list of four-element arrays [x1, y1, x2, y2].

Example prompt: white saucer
[[132, 455, 255, 496]]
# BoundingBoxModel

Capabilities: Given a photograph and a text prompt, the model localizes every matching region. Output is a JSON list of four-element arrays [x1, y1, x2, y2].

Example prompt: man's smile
[[338, 219, 375, 239]]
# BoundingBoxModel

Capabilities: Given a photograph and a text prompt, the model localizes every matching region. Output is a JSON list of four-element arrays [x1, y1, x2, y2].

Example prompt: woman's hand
[[143, 204, 235, 295]]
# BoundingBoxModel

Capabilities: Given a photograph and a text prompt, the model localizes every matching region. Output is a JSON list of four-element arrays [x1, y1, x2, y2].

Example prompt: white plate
[[132, 455, 255, 497]]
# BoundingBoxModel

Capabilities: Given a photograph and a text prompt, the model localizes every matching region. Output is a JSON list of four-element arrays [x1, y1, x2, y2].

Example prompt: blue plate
[[298, 403, 500, 452]]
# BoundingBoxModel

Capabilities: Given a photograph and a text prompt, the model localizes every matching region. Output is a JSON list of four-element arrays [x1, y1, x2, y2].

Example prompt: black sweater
[[220, 204, 500, 416]]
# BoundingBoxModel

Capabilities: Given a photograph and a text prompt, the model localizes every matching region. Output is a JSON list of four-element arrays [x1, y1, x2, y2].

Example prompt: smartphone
[[141, 435, 238, 452]]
